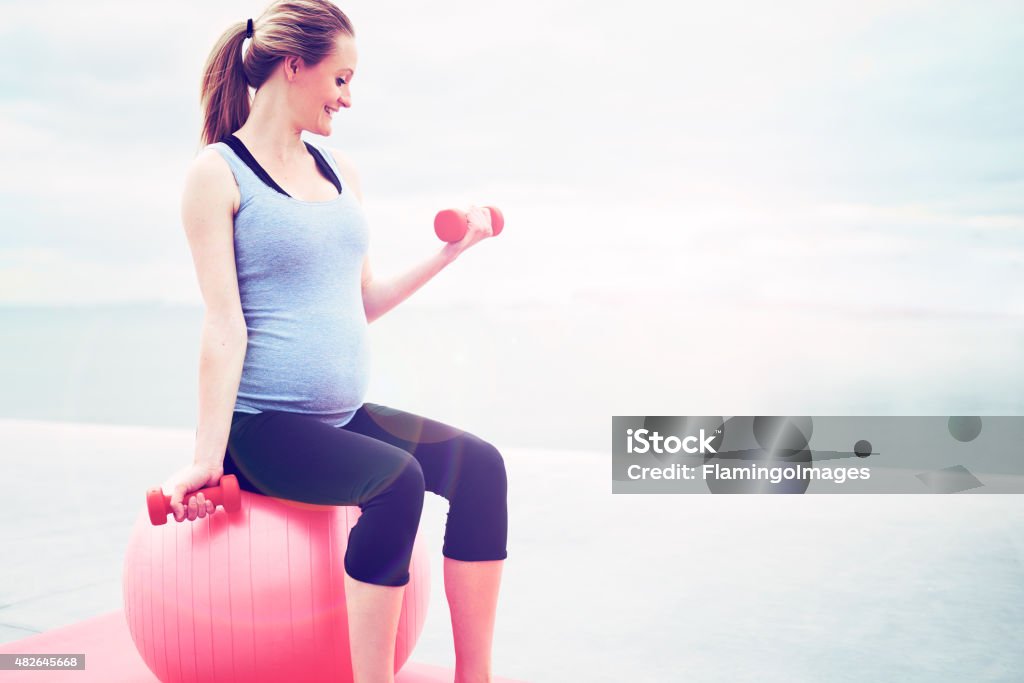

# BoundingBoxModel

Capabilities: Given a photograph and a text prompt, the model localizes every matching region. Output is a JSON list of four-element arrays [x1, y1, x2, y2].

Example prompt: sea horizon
[[2, 295, 1021, 453]]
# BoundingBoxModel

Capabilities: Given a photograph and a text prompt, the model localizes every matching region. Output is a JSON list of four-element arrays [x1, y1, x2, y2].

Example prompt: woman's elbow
[[203, 313, 248, 344]]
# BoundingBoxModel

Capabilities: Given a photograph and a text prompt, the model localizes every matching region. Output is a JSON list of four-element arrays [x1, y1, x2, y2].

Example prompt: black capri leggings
[[224, 403, 508, 587]]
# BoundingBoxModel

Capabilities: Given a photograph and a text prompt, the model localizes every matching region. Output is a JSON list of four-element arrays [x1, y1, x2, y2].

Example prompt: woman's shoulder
[[321, 146, 363, 202], [192, 143, 233, 172], [182, 144, 241, 211]]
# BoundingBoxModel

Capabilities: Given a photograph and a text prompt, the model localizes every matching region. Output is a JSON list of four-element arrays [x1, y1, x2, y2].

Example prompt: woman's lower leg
[[445, 557, 505, 683], [344, 571, 406, 683]]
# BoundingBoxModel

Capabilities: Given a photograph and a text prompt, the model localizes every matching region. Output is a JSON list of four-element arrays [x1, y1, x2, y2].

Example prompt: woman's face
[[292, 33, 358, 136]]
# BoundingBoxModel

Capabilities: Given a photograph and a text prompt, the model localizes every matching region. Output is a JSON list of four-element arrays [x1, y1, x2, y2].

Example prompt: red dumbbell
[[146, 474, 242, 526], [434, 206, 504, 243]]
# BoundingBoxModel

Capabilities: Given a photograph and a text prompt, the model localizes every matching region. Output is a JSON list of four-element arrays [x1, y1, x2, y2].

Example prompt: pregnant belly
[[239, 330, 371, 409]]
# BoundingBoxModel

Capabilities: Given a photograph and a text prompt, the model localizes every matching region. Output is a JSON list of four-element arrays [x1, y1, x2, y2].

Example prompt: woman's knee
[[362, 450, 426, 505], [395, 455, 427, 497], [463, 438, 508, 494]]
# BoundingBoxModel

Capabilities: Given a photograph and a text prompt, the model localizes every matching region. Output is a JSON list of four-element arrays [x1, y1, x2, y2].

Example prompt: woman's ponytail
[[199, 21, 251, 147]]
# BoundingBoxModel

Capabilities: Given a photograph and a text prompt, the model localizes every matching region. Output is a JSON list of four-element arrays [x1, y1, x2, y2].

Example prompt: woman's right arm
[[181, 149, 247, 470]]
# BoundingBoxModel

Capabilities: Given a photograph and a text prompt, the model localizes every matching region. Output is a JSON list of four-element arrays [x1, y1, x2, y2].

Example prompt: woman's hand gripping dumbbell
[[434, 205, 504, 244], [147, 467, 242, 525]]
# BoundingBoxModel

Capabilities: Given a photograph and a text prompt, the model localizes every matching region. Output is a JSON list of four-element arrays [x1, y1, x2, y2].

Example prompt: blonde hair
[[198, 0, 355, 147]]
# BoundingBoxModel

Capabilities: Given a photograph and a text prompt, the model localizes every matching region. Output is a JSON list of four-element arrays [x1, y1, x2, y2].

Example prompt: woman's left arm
[[331, 148, 493, 324]]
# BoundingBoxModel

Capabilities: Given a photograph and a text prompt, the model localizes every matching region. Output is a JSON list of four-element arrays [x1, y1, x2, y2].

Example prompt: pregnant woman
[[160, 2, 508, 682]]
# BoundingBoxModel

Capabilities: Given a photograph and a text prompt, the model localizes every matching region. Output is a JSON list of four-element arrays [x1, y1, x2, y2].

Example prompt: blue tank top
[[209, 138, 370, 428]]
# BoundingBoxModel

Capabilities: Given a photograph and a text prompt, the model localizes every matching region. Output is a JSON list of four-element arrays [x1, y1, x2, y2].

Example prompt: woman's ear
[[283, 55, 302, 81]]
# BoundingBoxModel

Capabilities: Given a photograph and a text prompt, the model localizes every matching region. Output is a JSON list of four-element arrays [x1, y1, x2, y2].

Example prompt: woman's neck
[[234, 90, 307, 165]]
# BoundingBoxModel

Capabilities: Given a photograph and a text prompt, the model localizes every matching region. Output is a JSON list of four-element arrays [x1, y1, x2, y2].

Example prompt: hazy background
[[1, 0, 1022, 449]]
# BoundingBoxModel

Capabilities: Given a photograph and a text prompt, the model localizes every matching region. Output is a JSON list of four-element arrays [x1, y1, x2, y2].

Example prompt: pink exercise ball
[[122, 490, 430, 683]]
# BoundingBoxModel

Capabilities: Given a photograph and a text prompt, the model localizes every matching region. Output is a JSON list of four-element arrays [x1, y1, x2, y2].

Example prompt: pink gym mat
[[0, 611, 528, 682]]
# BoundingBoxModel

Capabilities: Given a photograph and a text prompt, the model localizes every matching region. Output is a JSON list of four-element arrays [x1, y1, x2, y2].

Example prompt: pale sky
[[1, 0, 1021, 311]]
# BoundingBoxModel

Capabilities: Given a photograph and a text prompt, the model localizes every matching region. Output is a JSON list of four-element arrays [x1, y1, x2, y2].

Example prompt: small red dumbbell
[[146, 474, 242, 526], [434, 206, 504, 243]]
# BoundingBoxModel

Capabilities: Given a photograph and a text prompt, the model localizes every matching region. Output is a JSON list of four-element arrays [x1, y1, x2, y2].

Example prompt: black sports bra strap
[[222, 135, 342, 198], [305, 144, 343, 195]]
